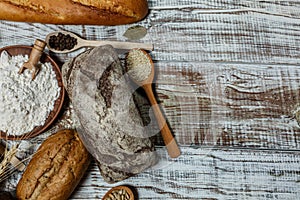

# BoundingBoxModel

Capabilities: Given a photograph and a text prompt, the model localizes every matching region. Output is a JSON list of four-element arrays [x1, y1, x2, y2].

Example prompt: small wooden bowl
[[0, 45, 65, 140], [102, 185, 134, 200]]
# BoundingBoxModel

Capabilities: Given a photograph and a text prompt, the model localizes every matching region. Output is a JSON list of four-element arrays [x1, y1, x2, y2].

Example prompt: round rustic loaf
[[16, 129, 91, 200]]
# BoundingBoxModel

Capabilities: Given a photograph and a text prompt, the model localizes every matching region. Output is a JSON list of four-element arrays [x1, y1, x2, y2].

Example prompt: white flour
[[0, 51, 61, 136]]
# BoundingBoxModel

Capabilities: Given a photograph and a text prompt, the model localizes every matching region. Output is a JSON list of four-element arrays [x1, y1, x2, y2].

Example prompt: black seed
[[48, 32, 77, 51]]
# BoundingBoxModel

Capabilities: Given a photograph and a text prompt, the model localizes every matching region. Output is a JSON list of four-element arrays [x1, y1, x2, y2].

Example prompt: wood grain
[[70, 147, 300, 199], [151, 62, 300, 150], [1, 0, 300, 199]]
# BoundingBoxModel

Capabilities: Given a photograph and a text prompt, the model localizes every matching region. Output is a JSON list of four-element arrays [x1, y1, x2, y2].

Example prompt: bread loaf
[[62, 45, 158, 183], [0, 0, 148, 25], [16, 129, 91, 200]]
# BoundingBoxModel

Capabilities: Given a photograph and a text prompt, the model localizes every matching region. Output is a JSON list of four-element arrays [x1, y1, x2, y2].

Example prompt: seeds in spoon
[[103, 189, 131, 200], [126, 49, 152, 83], [48, 32, 78, 51]]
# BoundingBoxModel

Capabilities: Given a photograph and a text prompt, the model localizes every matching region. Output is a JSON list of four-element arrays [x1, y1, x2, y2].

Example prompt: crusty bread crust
[[0, 0, 148, 25], [16, 129, 91, 200], [62, 45, 158, 183]]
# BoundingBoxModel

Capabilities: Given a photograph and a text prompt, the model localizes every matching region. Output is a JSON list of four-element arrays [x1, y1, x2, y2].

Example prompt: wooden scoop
[[126, 49, 181, 158], [18, 39, 46, 80], [45, 30, 154, 53]]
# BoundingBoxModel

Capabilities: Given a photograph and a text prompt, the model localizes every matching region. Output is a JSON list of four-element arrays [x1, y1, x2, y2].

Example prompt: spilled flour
[[0, 51, 61, 136]]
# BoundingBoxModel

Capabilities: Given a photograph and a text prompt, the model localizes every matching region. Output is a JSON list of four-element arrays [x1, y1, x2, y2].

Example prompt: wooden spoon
[[45, 31, 154, 53], [126, 49, 181, 158]]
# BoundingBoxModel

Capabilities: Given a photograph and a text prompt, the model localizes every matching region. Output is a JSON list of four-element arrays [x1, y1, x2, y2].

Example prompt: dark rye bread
[[62, 45, 158, 183]]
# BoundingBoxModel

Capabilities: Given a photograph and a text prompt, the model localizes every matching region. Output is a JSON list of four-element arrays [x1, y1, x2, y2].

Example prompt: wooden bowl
[[0, 45, 65, 140], [102, 185, 134, 200]]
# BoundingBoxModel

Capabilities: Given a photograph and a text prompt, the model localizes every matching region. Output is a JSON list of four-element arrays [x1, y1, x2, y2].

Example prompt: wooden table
[[1, 0, 300, 199]]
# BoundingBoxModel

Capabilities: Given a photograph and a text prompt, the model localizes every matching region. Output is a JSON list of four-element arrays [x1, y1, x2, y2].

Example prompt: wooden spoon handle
[[143, 84, 181, 158], [83, 40, 154, 51]]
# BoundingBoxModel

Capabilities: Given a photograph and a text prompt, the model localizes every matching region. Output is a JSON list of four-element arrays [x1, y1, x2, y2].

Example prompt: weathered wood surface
[[1, 0, 300, 199], [71, 148, 300, 199]]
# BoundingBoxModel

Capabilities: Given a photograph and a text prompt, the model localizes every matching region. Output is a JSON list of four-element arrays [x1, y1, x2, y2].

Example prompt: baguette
[[16, 129, 91, 200], [0, 0, 148, 25]]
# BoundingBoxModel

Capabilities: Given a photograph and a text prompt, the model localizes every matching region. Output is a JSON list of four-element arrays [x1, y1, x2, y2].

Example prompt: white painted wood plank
[[148, 0, 300, 18], [69, 147, 300, 199], [135, 61, 300, 150]]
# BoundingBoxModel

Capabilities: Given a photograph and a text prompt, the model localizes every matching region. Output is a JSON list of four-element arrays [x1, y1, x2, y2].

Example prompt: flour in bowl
[[0, 51, 61, 136]]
